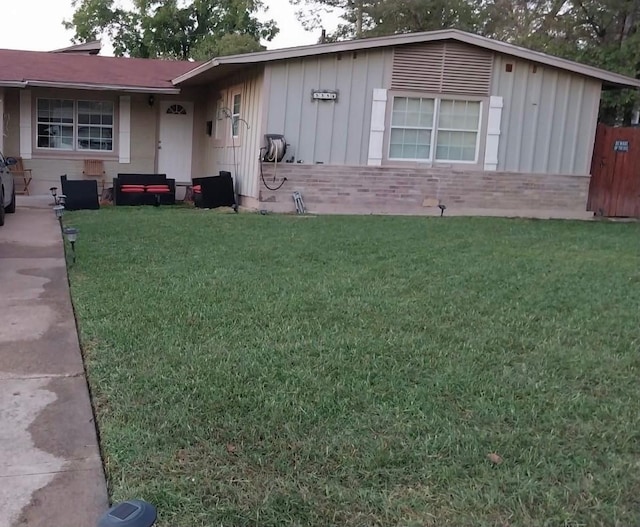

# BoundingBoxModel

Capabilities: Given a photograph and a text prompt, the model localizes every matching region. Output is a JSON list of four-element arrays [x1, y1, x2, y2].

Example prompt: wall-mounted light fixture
[[148, 95, 155, 107]]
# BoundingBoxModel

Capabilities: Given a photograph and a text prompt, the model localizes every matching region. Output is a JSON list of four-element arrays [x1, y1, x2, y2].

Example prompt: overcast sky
[[0, 0, 342, 54]]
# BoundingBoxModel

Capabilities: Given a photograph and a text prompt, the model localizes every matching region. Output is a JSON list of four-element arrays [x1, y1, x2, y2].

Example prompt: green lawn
[[67, 207, 640, 527]]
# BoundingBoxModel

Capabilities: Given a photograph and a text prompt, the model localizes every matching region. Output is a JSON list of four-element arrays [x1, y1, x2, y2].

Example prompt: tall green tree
[[479, 0, 640, 123], [294, 0, 640, 123], [362, 0, 480, 37], [292, 0, 481, 40], [64, 0, 278, 59]]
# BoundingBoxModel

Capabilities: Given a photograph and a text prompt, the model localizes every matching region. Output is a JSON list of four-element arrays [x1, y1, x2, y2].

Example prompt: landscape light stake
[[53, 205, 65, 229], [50, 186, 58, 205], [63, 227, 78, 263]]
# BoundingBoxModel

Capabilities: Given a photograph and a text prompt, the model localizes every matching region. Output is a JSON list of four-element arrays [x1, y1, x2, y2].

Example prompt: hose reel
[[263, 134, 287, 162]]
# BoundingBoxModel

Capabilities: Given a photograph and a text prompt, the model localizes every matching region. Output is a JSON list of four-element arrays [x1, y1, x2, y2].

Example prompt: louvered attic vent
[[391, 41, 493, 96]]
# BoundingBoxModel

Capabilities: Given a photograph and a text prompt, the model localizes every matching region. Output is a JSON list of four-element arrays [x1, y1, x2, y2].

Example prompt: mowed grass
[[67, 207, 640, 527]]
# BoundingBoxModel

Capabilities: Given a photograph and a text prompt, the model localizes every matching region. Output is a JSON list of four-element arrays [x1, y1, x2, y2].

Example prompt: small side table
[[175, 182, 193, 202]]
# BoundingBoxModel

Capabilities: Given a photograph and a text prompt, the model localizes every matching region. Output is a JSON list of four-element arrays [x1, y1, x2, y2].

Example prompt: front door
[[158, 101, 194, 183]]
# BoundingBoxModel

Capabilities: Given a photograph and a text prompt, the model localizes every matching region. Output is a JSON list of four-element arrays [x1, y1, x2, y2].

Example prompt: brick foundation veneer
[[259, 164, 592, 219]]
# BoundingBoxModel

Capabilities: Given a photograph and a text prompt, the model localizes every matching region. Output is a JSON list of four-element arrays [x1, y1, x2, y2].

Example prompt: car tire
[[0, 188, 5, 226], [6, 186, 15, 214]]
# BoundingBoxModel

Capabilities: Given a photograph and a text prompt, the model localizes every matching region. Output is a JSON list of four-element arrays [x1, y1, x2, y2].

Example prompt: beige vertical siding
[[492, 55, 601, 175], [264, 50, 392, 165], [4, 89, 20, 155], [128, 93, 159, 174], [200, 71, 264, 199], [189, 89, 208, 180]]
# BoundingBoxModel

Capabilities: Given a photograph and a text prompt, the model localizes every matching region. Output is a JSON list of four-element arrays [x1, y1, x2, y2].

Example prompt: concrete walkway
[[0, 196, 108, 527]]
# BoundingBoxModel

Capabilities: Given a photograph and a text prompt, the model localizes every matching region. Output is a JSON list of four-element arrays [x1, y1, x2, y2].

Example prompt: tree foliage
[[64, 0, 278, 59], [294, 0, 640, 123]]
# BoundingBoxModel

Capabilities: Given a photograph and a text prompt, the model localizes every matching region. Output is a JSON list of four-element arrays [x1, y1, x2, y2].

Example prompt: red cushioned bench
[[113, 174, 176, 206]]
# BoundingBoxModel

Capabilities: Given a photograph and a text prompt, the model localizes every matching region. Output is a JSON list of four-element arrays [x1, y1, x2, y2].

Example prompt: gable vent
[[392, 41, 493, 96]]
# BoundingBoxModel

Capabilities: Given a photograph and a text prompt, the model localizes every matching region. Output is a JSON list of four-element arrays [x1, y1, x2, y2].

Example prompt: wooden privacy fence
[[589, 123, 640, 217]]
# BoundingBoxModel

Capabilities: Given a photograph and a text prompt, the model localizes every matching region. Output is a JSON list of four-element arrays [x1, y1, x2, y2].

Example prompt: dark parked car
[[0, 152, 17, 226]]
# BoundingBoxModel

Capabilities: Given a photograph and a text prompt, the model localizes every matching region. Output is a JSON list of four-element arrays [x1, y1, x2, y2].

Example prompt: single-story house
[[1, 29, 638, 217]]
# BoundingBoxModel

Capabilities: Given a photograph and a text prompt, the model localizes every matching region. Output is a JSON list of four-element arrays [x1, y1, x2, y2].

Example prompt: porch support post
[[0, 88, 4, 153], [119, 95, 131, 163], [20, 90, 32, 159]]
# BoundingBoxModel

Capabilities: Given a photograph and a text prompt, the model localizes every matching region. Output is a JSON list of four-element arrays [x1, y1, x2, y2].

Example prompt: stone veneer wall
[[258, 164, 592, 219]]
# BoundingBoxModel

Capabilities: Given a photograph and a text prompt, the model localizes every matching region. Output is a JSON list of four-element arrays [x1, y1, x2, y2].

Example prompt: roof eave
[[23, 81, 181, 93], [0, 81, 28, 88], [172, 59, 220, 85], [602, 79, 640, 89], [449, 32, 640, 89], [172, 28, 640, 89]]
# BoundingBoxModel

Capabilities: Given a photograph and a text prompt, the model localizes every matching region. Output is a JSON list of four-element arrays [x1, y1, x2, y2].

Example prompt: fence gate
[[588, 123, 640, 217]]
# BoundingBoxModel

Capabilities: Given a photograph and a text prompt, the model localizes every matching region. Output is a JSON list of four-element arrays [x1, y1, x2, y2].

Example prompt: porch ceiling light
[[98, 499, 157, 527]]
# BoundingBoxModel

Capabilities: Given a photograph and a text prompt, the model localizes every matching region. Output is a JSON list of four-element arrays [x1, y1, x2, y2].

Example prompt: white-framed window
[[388, 96, 481, 163], [435, 100, 481, 162], [390, 97, 435, 160], [231, 93, 241, 137], [166, 104, 187, 115], [37, 98, 114, 152]]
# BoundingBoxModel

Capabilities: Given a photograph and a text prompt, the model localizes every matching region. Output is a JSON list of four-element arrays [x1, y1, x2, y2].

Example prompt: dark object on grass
[[60, 175, 100, 210], [113, 174, 176, 206], [98, 499, 157, 527], [438, 203, 447, 217], [192, 171, 237, 212]]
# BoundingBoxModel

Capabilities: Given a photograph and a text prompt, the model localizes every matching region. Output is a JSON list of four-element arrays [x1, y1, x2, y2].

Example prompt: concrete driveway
[[0, 197, 108, 527]]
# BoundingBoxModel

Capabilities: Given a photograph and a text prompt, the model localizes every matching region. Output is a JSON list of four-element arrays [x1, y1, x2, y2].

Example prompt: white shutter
[[20, 90, 32, 159]]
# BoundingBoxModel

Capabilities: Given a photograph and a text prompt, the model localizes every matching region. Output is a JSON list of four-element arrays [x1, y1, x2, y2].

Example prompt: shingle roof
[[173, 29, 640, 89], [0, 49, 204, 92]]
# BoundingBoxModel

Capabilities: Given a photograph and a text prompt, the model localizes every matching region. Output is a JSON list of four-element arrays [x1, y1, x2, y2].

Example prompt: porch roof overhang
[[0, 80, 181, 93], [171, 63, 253, 87]]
